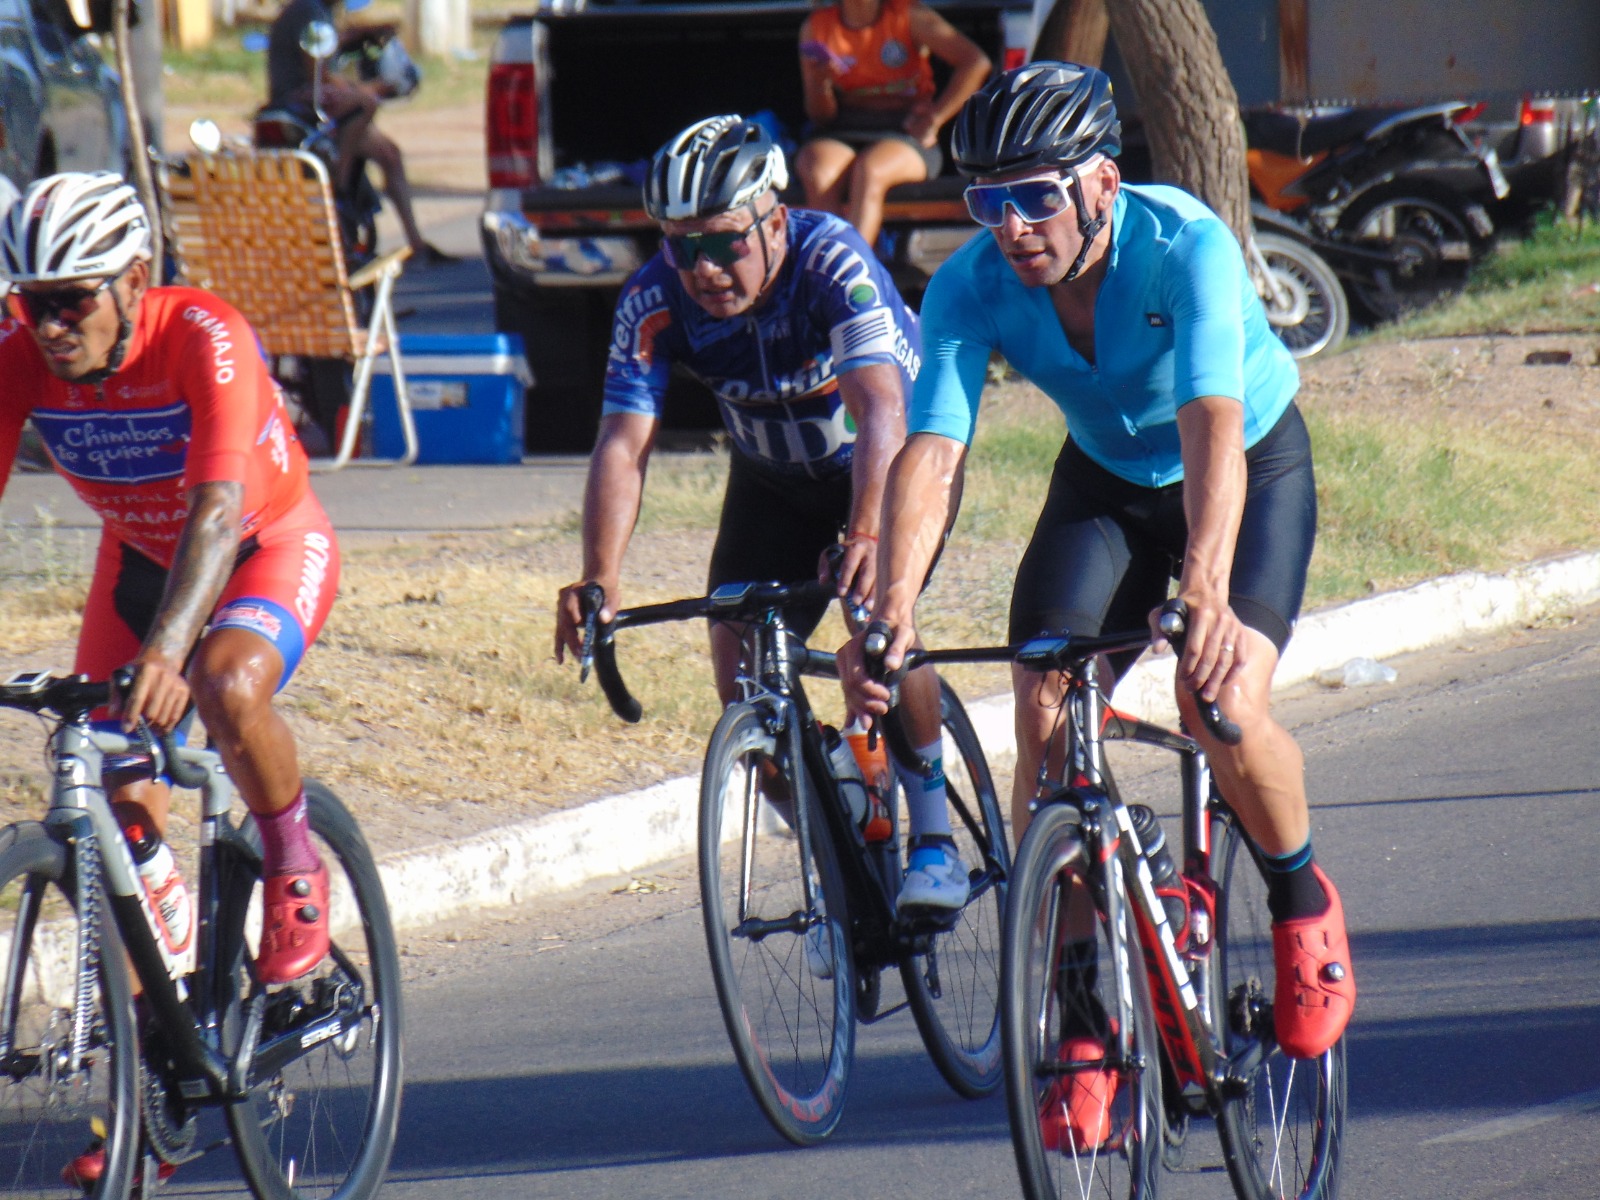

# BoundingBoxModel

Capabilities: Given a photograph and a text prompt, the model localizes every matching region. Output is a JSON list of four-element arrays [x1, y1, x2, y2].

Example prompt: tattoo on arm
[[143, 480, 245, 665]]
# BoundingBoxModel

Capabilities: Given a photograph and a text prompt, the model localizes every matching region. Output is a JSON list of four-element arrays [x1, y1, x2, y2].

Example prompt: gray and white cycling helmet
[[951, 62, 1120, 282], [0, 171, 153, 285], [643, 115, 789, 222]]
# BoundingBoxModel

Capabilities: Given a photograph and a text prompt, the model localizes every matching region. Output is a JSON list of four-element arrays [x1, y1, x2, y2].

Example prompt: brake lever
[[577, 583, 605, 684]]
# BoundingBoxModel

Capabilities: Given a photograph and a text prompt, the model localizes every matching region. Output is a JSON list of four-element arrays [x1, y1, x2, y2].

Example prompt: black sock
[[1260, 841, 1327, 922]]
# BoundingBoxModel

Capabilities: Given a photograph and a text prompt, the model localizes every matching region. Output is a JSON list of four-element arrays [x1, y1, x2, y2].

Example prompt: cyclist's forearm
[[579, 425, 650, 585], [876, 433, 963, 627], [842, 366, 906, 539], [1176, 396, 1246, 599], [142, 481, 243, 665]]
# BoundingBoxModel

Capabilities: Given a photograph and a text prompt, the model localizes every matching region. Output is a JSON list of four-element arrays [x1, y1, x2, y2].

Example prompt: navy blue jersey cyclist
[[555, 115, 971, 915], [839, 63, 1356, 1089]]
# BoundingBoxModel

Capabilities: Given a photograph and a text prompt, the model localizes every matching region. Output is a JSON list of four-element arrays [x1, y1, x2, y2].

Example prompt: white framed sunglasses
[[962, 173, 1079, 228]]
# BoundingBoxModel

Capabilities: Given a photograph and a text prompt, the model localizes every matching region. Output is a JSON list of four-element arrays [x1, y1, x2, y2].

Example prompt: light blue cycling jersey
[[602, 208, 921, 482], [913, 183, 1298, 488]]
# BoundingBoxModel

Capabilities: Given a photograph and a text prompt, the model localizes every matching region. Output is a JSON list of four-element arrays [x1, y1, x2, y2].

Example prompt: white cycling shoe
[[898, 841, 971, 913]]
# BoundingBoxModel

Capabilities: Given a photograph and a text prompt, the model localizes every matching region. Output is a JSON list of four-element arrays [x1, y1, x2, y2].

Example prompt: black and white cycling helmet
[[0, 171, 153, 285], [951, 61, 1121, 178], [643, 115, 789, 222]]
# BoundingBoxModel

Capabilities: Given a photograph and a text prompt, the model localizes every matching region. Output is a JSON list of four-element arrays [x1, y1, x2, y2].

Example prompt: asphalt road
[[157, 603, 1600, 1199]]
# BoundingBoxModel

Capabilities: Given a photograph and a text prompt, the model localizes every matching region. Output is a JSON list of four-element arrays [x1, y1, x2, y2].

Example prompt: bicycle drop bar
[[0, 671, 211, 787], [864, 615, 1243, 746], [578, 578, 837, 724]]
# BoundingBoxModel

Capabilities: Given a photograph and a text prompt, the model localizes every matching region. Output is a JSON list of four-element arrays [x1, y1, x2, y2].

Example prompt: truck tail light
[[488, 61, 539, 189], [1520, 96, 1557, 126]]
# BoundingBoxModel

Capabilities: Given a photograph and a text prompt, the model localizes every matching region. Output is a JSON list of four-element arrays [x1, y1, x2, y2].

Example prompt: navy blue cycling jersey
[[602, 208, 921, 481]]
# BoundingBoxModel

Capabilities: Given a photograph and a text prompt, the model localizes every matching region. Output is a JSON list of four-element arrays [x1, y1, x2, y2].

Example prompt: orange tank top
[[808, 0, 934, 110]]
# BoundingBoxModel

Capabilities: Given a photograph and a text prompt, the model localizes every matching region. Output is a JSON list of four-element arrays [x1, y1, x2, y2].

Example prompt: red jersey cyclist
[[0, 173, 339, 998]]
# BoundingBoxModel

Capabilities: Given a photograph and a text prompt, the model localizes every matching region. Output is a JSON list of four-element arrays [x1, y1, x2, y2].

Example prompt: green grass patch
[[1369, 216, 1600, 339]]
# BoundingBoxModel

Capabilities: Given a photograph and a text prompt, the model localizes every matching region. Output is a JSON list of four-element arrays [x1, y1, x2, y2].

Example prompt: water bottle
[[1126, 804, 1189, 948], [822, 724, 870, 831], [843, 718, 892, 842], [123, 821, 196, 979]]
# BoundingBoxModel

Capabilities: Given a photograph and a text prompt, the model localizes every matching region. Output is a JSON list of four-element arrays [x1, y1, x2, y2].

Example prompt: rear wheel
[[0, 822, 139, 1200], [699, 702, 855, 1146], [224, 783, 404, 1200], [1002, 800, 1162, 1200], [901, 679, 1008, 1098], [1338, 187, 1481, 321], [1210, 805, 1346, 1200]]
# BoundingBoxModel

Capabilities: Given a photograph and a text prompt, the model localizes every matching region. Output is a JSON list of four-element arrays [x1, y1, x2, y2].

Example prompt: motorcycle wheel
[[1253, 231, 1348, 360], [1336, 188, 1481, 323]]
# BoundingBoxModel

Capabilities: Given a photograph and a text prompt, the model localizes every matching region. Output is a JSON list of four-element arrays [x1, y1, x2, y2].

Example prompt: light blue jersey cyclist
[[914, 182, 1298, 487]]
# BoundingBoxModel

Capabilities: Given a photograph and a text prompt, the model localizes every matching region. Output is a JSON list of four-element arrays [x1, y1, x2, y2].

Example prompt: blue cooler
[[370, 333, 533, 464]]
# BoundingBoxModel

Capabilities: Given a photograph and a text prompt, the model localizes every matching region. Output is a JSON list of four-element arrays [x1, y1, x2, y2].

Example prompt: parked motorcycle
[[1246, 101, 1510, 322]]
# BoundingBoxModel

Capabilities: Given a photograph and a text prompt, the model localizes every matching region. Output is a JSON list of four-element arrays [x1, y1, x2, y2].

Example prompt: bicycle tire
[[223, 783, 404, 1200], [0, 821, 139, 1200], [1002, 801, 1162, 1200], [1210, 807, 1346, 1200], [900, 679, 1008, 1099], [699, 701, 855, 1146]]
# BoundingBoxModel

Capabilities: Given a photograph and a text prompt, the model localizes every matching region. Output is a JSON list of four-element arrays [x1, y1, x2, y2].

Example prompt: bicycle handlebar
[[0, 670, 212, 787], [577, 577, 837, 724], [859, 603, 1243, 747]]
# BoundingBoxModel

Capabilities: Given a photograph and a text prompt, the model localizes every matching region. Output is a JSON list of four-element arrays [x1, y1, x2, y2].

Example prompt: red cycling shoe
[[1039, 1036, 1120, 1152], [62, 1141, 176, 1193], [1272, 863, 1356, 1058], [258, 863, 330, 984]]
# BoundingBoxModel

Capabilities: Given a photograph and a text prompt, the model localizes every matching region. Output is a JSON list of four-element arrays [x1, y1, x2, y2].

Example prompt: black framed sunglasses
[[661, 205, 774, 270], [6, 272, 120, 330]]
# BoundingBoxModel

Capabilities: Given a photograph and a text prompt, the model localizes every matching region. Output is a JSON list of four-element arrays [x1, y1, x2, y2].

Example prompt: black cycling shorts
[[1008, 403, 1316, 675], [708, 450, 853, 639]]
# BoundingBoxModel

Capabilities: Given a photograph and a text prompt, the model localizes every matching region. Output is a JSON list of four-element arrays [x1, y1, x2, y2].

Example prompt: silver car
[[0, 0, 128, 188]]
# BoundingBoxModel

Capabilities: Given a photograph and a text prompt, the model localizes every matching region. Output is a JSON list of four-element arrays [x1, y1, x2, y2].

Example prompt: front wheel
[[223, 782, 404, 1200], [0, 822, 139, 1200], [901, 679, 1008, 1098], [1209, 806, 1346, 1200], [1002, 801, 1163, 1200], [699, 702, 855, 1146], [1254, 231, 1349, 360]]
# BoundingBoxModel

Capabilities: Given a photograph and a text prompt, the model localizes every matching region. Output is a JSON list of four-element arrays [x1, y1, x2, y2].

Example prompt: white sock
[[898, 740, 952, 842]]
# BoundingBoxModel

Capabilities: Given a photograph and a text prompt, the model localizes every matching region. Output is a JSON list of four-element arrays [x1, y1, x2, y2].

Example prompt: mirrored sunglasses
[[963, 175, 1077, 228], [6, 274, 118, 330], [661, 207, 771, 270]]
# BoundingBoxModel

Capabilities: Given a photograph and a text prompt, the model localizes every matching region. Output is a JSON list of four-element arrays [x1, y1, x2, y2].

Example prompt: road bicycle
[[867, 603, 1345, 1200], [578, 577, 1010, 1145], [0, 670, 403, 1200]]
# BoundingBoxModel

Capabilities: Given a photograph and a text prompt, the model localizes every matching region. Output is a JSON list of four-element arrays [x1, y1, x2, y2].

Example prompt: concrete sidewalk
[[371, 550, 1600, 934]]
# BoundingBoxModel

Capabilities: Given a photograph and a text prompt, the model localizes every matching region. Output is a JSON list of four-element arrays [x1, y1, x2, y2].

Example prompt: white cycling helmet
[[643, 115, 789, 222], [0, 175, 17, 298], [0, 171, 153, 284]]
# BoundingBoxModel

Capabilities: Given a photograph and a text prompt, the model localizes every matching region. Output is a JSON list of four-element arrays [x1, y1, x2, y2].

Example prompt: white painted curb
[[376, 550, 1600, 930]]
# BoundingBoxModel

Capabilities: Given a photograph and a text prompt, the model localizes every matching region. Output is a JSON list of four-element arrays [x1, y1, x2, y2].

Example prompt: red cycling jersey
[[0, 286, 309, 566]]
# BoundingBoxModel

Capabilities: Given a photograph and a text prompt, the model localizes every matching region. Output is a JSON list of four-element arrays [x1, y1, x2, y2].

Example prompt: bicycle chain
[[142, 1057, 202, 1165]]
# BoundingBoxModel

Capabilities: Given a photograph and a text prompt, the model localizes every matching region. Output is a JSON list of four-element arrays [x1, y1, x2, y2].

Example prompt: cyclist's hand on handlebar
[[555, 578, 617, 666], [113, 654, 190, 734], [1151, 588, 1246, 704], [837, 617, 915, 717], [820, 534, 877, 612]]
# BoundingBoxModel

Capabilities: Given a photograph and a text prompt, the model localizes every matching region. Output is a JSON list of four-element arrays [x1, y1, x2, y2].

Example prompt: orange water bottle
[[844, 717, 892, 842]]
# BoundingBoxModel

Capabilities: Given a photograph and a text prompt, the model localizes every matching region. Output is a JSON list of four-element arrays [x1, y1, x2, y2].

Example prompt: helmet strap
[[750, 200, 782, 302], [1061, 166, 1106, 284], [78, 282, 136, 387]]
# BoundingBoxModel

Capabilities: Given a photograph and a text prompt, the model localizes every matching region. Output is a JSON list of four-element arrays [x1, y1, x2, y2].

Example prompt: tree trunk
[[114, 0, 163, 272], [1103, 0, 1251, 249], [1034, 0, 1110, 67]]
